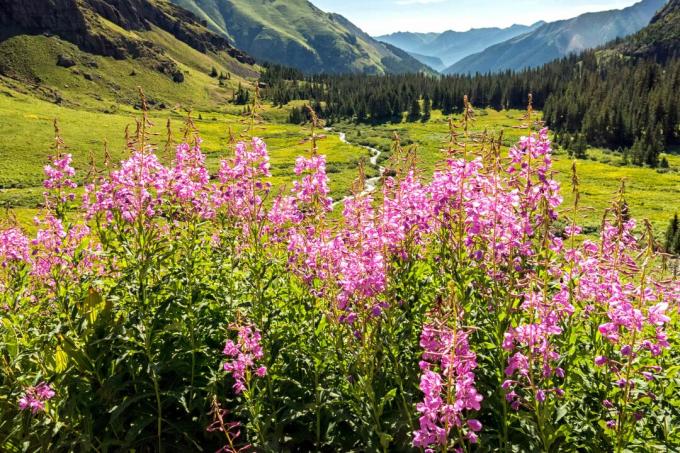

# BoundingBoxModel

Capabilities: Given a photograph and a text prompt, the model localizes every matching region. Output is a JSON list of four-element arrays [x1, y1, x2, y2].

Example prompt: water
[[329, 129, 385, 208]]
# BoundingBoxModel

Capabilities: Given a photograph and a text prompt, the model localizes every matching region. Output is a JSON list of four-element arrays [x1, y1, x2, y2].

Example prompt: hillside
[[408, 52, 446, 72], [0, 0, 258, 109], [377, 22, 544, 68], [445, 0, 666, 74], [169, 0, 433, 74], [615, 0, 680, 60]]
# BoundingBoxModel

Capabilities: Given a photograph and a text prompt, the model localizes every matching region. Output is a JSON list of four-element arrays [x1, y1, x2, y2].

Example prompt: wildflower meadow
[[0, 103, 678, 452]]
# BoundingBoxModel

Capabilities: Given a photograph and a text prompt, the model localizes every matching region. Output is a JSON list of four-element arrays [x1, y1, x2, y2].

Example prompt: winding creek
[[328, 128, 386, 208]]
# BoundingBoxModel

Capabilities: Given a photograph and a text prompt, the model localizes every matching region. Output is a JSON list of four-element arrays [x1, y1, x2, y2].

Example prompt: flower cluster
[[43, 153, 77, 204], [216, 138, 272, 222], [292, 155, 332, 211], [31, 214, 95, 282], [0, 228, 30, 267], [223, 325, 267, 394], [168, 141, 213, 219], [2, 126, 678, 451], [18, 382, 55, 414], [414, 324, 483, 450], [85, 150, 170, 223]]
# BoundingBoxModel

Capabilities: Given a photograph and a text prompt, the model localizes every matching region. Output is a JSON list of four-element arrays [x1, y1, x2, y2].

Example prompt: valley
[[0, 0, 678, 451]]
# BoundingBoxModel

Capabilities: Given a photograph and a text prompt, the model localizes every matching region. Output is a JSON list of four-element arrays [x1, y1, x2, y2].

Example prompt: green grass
[[1, 93, 677, 238], [0, 89, 371, 211]]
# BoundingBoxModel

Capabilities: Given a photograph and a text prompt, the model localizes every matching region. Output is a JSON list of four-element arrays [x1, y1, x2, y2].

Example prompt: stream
[[327, 128, 385, 208]]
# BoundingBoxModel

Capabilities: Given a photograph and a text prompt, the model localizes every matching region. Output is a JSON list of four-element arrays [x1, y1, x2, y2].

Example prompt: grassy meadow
[[0, 88, 371, 223], [1, 87, 678, 237]]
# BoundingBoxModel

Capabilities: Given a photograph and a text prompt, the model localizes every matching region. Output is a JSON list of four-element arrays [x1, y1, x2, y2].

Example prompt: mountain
[[376, 23, 544, 67], [614, 0, 680, 60], [169, 0, 433, 75], [445, 0, 667, 74], [540, 0, 680, 164], [408, 52, 446, 72], [0, 0, 258, 108], [374, 32, 439, 54]]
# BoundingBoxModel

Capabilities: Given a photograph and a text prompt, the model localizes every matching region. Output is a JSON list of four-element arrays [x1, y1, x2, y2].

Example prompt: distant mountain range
[[445, 0, 667, 74], [376, 22, 545, 70], [169, 0, 433, 75]]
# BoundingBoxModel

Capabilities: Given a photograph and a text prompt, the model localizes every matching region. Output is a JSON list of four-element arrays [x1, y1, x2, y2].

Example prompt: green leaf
[[2, 318, 18, 359], [55, 344, 68, 373], [83, 287, 106, 325], [379, 432, 393, 449]]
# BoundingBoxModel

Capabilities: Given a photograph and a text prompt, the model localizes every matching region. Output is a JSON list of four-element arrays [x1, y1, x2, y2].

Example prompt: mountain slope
[[614, 0, 680, 60], [408, 52, 445, 72], [445, 0, 667, 74], [374, 32, 439, 54], [377, 22, 544, 67], [0, 0, 258, 109], [169, 0, 433, 74]]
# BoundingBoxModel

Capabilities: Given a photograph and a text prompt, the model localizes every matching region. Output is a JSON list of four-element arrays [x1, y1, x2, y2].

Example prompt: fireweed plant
[[0, 95, 679, 452]]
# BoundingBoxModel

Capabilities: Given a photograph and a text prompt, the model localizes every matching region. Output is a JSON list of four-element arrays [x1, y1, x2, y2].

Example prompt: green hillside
[[0, 0, 259, 110], [170, 0, 433, 74], [615, 0, 680, 60]]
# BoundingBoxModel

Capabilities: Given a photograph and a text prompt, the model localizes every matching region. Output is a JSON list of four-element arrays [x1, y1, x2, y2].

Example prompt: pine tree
[[569, 133, 588, 159], [233, 83, 250, 105], [408, 98, 421, 122], [288, 106, 308, 124], [666, 214, 679, 255], [423, 95, 432, 121]]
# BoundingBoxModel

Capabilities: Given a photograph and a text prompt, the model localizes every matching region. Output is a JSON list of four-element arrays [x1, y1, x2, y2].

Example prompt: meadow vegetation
[[0, 95, 678, 451], [334, 108, 680, 236], [0, 0, 678, 451], [2, 88, 677, 239]]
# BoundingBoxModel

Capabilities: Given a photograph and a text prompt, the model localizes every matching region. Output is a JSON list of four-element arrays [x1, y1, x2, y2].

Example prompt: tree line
[[262, 52, 679, 167]]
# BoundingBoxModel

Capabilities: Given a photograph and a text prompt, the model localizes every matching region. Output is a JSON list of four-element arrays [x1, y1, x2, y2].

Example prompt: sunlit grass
[[1, 92, 677, 236]]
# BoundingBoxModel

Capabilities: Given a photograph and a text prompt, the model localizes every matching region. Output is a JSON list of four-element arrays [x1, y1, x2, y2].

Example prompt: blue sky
[[309, 0, 641, 35]]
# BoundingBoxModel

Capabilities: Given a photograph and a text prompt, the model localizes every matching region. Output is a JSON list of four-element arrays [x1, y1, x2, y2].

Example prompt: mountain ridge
[[169, 0, 433, 74], [376, 22, 545, 68], [445, 0, 667, 74]]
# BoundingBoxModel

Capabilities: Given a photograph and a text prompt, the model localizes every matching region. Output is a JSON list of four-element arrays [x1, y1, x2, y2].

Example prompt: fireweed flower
[[414, 324, 482, 450], [84, 148, 170, 223], [0, 228, 30, 267], [215, 138, 271, 222], [286, 191, 388, 321], [18, 382, 55, 414], [267, 153, 332, 239], [43, 153, 77, 205], [168, 141, 214, 219], [292, 155, 332, 211], [380, 170, 433, 256], [222, 325, 266, 394], [31, 214, 97, 282]]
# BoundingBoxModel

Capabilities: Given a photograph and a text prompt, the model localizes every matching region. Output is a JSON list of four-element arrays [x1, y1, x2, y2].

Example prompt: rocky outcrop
[[56, 54, 77, 68]]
